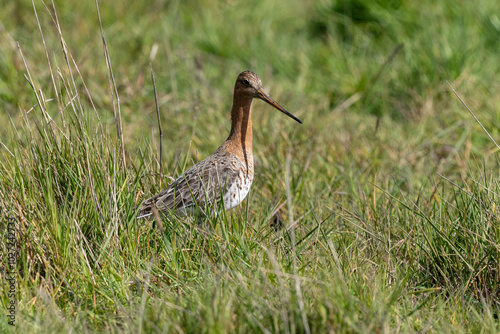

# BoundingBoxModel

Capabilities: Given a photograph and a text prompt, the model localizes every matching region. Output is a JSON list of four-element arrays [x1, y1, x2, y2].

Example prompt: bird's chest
[[223, 172, 253, 210]]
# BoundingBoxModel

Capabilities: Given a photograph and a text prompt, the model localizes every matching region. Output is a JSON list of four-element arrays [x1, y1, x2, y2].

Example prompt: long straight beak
[[257, 89, 302, 124]]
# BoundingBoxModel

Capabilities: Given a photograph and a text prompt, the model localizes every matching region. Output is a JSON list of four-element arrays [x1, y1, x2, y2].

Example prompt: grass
[[1, 0, 499, 332]]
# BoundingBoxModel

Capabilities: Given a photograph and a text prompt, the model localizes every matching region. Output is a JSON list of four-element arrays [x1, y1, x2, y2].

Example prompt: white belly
[[223, 176, 252, 210]]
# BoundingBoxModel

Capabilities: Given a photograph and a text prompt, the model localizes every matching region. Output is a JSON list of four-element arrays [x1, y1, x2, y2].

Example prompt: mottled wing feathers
[[137, 152, 249, 218]]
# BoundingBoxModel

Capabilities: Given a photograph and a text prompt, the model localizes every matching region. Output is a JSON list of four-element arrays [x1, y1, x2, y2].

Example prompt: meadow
[[0, 0, 499, 332]]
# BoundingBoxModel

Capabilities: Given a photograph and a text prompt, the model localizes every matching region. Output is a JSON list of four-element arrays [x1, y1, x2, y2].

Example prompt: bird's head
[[234, 71, 302, 124]]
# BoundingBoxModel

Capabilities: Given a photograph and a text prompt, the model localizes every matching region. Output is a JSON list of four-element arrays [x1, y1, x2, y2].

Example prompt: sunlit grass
[[0, 0, 499, 332]]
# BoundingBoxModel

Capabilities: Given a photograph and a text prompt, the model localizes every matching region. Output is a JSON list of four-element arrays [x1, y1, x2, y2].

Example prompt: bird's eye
[[242, 79, 250, 86]]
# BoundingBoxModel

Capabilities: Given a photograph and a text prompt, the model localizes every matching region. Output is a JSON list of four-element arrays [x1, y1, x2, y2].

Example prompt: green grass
[[1, 0, 500, 332]]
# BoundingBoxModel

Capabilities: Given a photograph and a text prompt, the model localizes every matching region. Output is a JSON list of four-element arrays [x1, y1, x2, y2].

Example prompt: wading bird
[[137, 71, 302, 219]]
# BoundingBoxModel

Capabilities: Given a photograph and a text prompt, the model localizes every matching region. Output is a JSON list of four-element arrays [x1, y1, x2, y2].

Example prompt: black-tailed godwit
[[137, 71, 302, 218]]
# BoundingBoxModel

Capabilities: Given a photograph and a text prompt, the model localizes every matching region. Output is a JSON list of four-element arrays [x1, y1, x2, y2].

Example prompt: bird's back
[[137, 147, 253, 218]]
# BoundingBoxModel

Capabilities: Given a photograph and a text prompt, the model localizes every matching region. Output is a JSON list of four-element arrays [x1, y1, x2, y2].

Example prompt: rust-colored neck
[[226, 93, 253, 167]]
